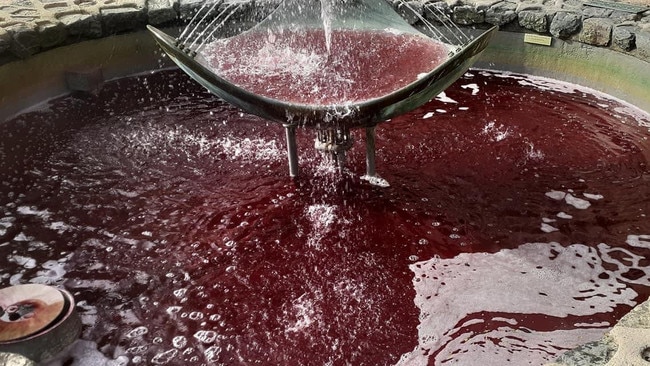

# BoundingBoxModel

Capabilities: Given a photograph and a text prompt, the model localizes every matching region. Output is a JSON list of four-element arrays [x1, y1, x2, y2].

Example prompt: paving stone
[[579, 17, 613, 46], [549, 11, 580, 38], [612, 26, 636, 51], [518, 9, 548, 32], [453, 4, 485, 24], [485, 1, 518, 26], [148, 0, 178, 25]]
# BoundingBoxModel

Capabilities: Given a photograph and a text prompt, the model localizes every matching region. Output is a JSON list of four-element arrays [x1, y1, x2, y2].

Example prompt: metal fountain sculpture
[[148, 0, 497, 180]]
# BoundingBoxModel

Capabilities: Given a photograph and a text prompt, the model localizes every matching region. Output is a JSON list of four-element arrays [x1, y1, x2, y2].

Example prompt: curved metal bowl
[[147, 24, 497, 129]]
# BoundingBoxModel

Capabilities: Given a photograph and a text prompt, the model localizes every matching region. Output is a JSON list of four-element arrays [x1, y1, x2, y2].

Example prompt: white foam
[[583, 193, 604, 200], [305, 204, 337, 248], [545, 191, 566, 201], [541, 223, 559, 233], [557, 212, 573, 219], [435, 92, 458, 104], [461, 83, 480, 95], [398, 241, 645, 365], [422, 112, 434, 119], [625, 234, 650, 248], [565, 193, 591, 209]]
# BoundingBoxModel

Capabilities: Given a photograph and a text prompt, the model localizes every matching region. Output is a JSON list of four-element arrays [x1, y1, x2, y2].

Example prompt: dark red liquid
[[1, 70, 649, 365], [201, 29, 449, 104]]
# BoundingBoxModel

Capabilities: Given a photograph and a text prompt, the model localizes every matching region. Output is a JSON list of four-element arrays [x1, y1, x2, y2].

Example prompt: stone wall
[[0, 0, 649, 64]]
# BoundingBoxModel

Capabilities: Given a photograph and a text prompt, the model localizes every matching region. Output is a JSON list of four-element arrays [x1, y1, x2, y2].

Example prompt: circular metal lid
[[0, 284, 66, 342]]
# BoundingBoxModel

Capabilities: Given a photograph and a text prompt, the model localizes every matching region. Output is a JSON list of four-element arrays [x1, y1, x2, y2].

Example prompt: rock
[[549, 11, 580, 38], [7, 24, 41, 58], [58, 13, 102, 39], [612, 27, 635, 51], [0, 28, 11, 54], [453, 5, 484, 25], [397, 1, 424, 25], [632, 29, 650, 61], [100, 6, 147, 35], [553, 337, 617, 365], [148, 0, 179, 25], [579, 17, 613, 46], [65, 68, 104, 93], [423, 0, 452, 24], [609, 10, 641, 23], [485, 1, 517, 26], [582, 6, 612, 19], [38, 21, 67, 49], [518, 10, 548, 33]]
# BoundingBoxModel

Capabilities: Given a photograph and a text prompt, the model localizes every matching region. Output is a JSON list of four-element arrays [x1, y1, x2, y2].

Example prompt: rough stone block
[[423, 1, 452, 24], [65, 67, 104, 92], [148, 0, 179, 25], [100, 6, 147, 35], [38, 21, 67, 49], [485, 1, 517, 26], [0, 28, 11, 54], [582, 6, 612, 19], [7, 24, 41, 58], [397, 1, 424, 25], [518, 10, 548, 33], [179, 0, 206, 21], [631, 29, 650, 61], [579, 17, 613, 46], [612, 27, 635, 51], [549, 11, 580, 38], [58, 13, 103, 38], [453, 5, 484, 25]]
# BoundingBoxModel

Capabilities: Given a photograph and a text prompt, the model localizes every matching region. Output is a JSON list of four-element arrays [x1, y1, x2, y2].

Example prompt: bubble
[[127, 346, 148, 355], [418, 238, 429, 245], [166, 306, 181, 315], [173, 288, 187, 298], [172, 336, 187, 349], [151, 349, 178, 365], [189, 311, 204, 320], [205, 345, 222, 361], [193, 330, 218, 344], [126, 326, 148, 339]]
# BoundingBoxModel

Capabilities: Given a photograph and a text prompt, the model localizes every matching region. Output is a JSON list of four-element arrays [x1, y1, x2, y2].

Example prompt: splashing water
[[2, 69, 649, 365]]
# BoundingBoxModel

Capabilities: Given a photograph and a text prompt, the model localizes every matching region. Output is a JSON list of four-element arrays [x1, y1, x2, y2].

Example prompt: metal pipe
[[365, 126, 376, 177], [284, 125, 299, 177]]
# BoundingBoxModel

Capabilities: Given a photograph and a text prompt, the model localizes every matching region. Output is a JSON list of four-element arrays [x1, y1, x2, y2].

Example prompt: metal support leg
[[284, 125, 299, 177], [365, 126, 376, 177]]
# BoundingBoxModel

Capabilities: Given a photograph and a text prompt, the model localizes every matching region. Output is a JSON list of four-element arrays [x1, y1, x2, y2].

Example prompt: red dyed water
[[1, 69, 649, 365], [201, 29, 449, 105]]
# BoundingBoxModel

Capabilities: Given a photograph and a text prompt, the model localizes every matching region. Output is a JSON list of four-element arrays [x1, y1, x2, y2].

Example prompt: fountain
[[147, 0, 497, 178], [1, 0, 650, 365]]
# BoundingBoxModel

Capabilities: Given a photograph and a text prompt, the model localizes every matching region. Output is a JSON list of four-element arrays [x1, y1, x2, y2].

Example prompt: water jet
[[147, 0, 497, 177]]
